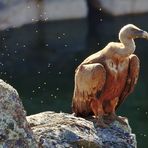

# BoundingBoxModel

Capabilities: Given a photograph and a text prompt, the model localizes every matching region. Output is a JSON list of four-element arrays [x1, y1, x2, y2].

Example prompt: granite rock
[[0, 79, 137, 148], [0, 79, 37, 148], [27, 111, 137, 148]]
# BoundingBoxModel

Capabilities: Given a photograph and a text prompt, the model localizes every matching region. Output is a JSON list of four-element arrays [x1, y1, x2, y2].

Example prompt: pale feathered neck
[[119, 33, 136, 57]]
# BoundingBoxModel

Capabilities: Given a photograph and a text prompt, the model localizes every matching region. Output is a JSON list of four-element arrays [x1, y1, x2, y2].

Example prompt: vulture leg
[[72, 63, 107, 127], [103, 97, 126, 124], [91, 99, 108, 127]]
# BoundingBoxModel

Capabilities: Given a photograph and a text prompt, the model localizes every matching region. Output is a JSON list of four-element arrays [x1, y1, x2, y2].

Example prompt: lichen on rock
[[27, 111, 137, 148], [0, 79, 137, 148], [0, 79, 37, 147]]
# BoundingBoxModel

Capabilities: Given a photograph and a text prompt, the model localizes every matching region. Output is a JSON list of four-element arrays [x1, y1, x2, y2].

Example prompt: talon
[[96, 117, 108, 128], [103, 115, 114, 124], [105, 113, 127, 125], [116, 116, 127, 125]]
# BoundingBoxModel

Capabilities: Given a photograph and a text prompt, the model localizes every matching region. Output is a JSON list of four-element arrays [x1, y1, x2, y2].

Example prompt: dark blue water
[[0, 14, 148, 147]]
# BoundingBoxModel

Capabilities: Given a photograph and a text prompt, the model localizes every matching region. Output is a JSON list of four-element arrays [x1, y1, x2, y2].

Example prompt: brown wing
[[116, 54, 140, 110], [72, 63, 106, 116]]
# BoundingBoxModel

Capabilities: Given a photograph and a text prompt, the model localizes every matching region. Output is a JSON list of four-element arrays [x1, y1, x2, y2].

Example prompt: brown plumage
[[72, 24, 148, 127]]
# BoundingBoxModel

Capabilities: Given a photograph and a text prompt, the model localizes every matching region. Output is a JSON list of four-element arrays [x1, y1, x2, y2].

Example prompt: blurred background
[[0, 0, 148, 147]]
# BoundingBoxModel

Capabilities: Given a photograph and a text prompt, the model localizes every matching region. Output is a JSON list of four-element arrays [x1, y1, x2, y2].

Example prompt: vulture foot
[[96, 117, 108, 128], [104, 113, 127, 125]]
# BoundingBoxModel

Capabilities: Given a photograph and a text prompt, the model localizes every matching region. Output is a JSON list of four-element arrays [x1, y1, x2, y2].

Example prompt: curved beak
[[134, 29, 148, 40], [142, 30, 148, 39]]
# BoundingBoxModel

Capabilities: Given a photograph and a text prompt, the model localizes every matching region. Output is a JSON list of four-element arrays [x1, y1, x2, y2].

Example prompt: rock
[[27, 111, 137, 148], [0, 79, 137, 148], [0, 79, 37, 148]]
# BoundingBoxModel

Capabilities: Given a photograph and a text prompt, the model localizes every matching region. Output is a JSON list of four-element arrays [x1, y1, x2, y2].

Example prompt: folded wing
[[72, 63, 106, 116], [116, 54, 140, 110]]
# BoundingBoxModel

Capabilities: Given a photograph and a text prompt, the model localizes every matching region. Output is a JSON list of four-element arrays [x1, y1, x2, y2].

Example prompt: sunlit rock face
[[0, 80, 137, 147], [0, 79, 37, 147], [27, 111, 137, 148]]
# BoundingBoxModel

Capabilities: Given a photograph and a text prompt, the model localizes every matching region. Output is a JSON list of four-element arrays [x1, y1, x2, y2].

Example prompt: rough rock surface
[[0, 79, 137, 148], [27, 111, 137, 148], [0, 79, 37, 147]]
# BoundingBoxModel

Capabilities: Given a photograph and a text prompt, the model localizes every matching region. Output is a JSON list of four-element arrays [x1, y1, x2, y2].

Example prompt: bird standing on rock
[[72, 24, 148, 127]]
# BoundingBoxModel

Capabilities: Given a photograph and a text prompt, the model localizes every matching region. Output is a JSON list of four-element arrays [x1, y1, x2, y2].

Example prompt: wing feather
[[72, 63, 106, 116], [116, 54, 140, 110]]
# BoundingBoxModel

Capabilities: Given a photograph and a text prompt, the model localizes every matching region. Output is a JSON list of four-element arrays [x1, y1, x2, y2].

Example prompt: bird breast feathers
[[106, 59, 128, 73]]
